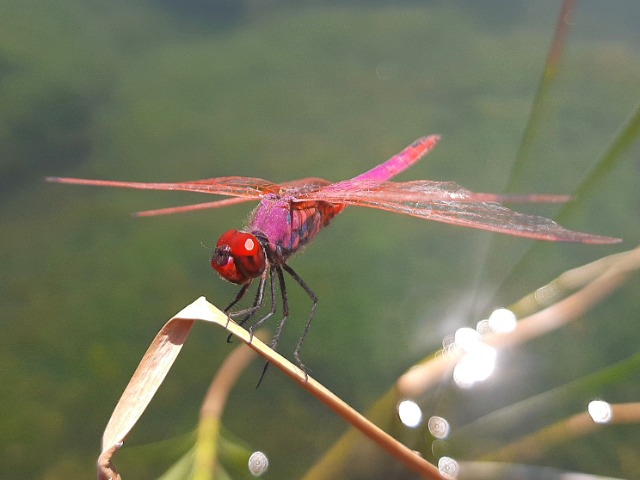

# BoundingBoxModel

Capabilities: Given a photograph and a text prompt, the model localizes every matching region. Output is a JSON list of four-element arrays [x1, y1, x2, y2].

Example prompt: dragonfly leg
[[256, 266, 290, 386], [225, 270, 268, 343], [282, 263, 317, 381], [270, 266, 290, 351], [223, 283, 251, 314], [223, 283, 251, 332], [247, 267, 278, 336]]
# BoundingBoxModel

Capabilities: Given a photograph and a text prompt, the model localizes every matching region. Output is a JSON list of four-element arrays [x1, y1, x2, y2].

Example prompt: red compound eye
[[211, 230, 266, 285]]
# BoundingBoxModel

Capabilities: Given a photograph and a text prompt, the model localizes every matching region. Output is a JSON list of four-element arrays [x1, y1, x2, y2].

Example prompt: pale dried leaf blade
[[97, 296, 441, 479], [100, 297, 228, 452]]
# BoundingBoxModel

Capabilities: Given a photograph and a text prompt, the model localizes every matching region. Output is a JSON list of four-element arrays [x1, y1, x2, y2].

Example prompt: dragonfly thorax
[[211, 229, 266, 285]]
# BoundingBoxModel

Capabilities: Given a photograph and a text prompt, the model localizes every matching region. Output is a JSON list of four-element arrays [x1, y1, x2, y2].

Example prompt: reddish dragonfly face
[[211, 230, 266, 285]]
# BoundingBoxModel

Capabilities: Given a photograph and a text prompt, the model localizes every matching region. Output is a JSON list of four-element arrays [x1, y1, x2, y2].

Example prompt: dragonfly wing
[[280, 177, 332, 191], [349, 135, 441, 182], [134, 196, 257, 216], [360, 198, 619, 243], [46, 176, 281, 198], [132, 178, 332, 216], [306, 179, 572, 204], [300, 180, 620, 244], [48, 175, 335, 216]]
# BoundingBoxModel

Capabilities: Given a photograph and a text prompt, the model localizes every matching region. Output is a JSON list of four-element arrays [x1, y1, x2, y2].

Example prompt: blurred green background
[[1, 1, 639, 478]]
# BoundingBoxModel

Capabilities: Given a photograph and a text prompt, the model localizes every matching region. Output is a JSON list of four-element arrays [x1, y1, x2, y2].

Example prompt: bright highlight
[[454, 327, 481, 351], [588, 400, 613, 424], [488, 308, 517, 333], [453, 344, 497, 388], [398, 399, 423, 428]]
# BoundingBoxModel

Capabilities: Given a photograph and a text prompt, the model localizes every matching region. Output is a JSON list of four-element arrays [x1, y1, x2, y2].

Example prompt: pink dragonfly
[[47, 135, 620, 375]]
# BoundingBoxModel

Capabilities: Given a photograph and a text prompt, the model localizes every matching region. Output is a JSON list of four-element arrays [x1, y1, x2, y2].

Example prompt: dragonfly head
[[211, 230, 266, 285]]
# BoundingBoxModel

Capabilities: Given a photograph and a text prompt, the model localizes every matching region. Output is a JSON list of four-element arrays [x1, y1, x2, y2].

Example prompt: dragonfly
[[47, 135, 620, 377]]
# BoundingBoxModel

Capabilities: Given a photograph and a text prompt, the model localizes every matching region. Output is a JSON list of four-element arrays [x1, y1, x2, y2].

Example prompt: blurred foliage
[[1, 0, 639, 478], [155, 0, 247, 27], [0, 87, 97, 195]]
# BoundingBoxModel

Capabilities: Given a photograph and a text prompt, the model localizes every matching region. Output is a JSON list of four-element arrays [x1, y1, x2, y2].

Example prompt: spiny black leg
[[225, 270, 268, 343], [224, 282, 250, 342], [282, 263, 317, 380], [256, 266, 290, 386], [223, 283, 251, 314], [230, 270, 269, 321], [270, 266, 290, 351], [256, 362, 270, 388], [251, 268, 280, 388], [247, 266, 278, 334], [235, 278, 266, 330]]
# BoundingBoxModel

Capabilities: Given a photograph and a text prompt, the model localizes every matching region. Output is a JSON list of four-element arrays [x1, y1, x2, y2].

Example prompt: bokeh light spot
[[248, 451, 269, 476], [427, 415, 450, 439], [454, 327, 481, 351], [588, 400, 612, 424], [398, 399, 423, 428], [488, 308, 517, 333], [438, 456, 459, 479], [453, 345, 497, 388]]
